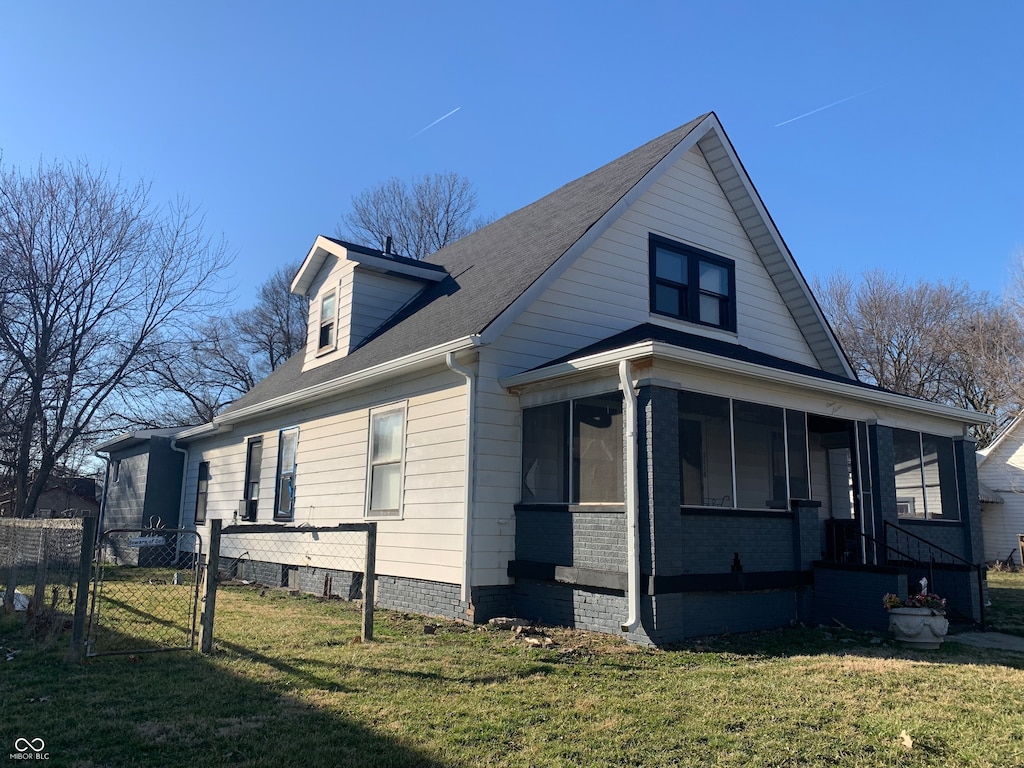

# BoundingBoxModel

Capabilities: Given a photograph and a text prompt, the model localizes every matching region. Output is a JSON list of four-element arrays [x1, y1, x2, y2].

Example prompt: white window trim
[[275, 426, 300, 522], [365, 402, 408, 520], [318, 289, 338, 354]]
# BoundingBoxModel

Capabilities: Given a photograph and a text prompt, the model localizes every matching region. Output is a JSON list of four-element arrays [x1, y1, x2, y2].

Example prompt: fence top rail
[[220, 522, 376, 535], [0, 518, 85, 530]]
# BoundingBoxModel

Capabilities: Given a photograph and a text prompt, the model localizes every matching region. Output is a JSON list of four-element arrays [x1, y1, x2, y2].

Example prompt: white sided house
[[174, 113, 992, 643], [977, 417, 1024, 566]]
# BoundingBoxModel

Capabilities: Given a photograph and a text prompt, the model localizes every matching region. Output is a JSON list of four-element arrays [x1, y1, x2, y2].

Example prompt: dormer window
[[318, 291, 336, 350], [650, 234, 736, 332]]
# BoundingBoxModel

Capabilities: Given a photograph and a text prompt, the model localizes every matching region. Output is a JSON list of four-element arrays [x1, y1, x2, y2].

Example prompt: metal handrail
[[882, 521, 985, 628]]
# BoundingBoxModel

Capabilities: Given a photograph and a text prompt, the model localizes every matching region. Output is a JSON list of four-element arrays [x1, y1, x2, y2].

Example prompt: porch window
[[650, 234, 736, 331], [679, 392, 733, 506], [274, 427, 299, 521], [893, 429, 959, 521], [521, 393, 624, 504], [366, 404, 406, 518], [679, 389, 809, 510]]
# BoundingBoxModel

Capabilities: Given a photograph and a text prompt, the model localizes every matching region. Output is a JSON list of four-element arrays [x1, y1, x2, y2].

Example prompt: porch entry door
[[808, 417, 874, 564]]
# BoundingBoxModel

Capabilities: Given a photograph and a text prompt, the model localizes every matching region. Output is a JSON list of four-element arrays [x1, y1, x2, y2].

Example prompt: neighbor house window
[[319, 291, 337, 350], [242, 437, 263, 520], [521, 393, 624, 504], [679, 390, 809, 510], [366, 404, 406, 518], [274, 427, 299, 521], [893, 429, 959, 521], [194, 462, 210, 525], [650, 234, 736, 331]]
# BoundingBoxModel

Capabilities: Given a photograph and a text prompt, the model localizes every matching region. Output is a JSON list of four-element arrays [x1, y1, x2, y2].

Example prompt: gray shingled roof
[[224, 114, 710, 413]]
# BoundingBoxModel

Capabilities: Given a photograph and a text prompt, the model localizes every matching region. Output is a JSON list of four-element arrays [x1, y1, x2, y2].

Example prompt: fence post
[[30, 525, 51, 616], [362, 522, 376, 642], [199, 519, 221, 653], [3, 537, 16, 614], [68, 514, 98, 662]]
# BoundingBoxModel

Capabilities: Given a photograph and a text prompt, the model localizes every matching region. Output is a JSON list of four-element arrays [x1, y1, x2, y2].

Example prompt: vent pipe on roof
[[384, 235, 393, 256]]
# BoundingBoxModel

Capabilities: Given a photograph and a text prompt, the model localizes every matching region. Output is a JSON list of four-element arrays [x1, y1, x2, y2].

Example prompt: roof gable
[[225, 112, 852, 417]]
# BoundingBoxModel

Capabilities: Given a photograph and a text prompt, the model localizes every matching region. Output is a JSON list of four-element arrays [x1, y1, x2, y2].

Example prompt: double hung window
[[242, 438, 263, 520], [319, 291, 337, 351], [194, 462, 210, 525], [366, 405, 406, 518], [650, 234, 736, 331], [275, 427, 299, 521]]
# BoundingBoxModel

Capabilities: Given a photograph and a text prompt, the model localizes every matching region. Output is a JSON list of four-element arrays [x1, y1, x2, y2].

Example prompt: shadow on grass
[[0, 614, 450, 768]]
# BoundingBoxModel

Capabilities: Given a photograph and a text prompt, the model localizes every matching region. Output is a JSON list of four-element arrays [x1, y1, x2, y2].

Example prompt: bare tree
[[235, 261, 307, 372], [0, 158, 231, 517], [116, 262, 307, 428], [339, 172, 488, 260], [814, 269, 1024, 447]]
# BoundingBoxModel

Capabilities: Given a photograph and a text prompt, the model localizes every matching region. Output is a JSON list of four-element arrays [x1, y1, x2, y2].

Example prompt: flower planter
[[887, 607, 949, 649]]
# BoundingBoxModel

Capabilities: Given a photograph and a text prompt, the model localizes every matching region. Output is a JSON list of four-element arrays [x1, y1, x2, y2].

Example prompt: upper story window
[[650, 234, 736, 332], [319, 291, 337, 351]]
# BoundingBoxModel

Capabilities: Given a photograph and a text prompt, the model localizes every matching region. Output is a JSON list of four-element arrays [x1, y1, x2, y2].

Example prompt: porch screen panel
[[573, 393, 624, 503], [893, 429, 926, 519], [786, 410, 809, 500], [522, 402, 569, 503], [679, 391, 732, 507], [923, 434, 960, 520], [733, 401, 787, 509]]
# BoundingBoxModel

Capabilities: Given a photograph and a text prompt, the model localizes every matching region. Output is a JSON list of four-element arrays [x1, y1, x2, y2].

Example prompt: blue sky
[[2, 2, 1022, 304]]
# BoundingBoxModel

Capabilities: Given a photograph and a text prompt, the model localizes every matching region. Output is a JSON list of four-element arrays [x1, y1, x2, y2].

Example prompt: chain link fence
[[88, 527, 203, 656], [205, 521, 377, 646], [1, 518, 84, 636]]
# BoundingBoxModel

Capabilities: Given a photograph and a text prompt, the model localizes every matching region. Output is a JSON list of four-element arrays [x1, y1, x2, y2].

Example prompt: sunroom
[[504, 326, 988, 644]]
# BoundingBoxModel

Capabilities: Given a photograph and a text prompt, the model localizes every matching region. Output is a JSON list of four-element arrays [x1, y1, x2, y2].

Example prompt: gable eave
[[694, 122, 855, 379], [478, 113, 716, 345]]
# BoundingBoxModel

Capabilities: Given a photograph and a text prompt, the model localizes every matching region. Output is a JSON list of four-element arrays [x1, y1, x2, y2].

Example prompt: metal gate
[[87, 527, 203, 656]]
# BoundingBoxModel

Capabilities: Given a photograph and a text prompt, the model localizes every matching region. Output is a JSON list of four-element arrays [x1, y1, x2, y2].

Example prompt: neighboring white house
[[977, 416, 1024, 565], [164, 112, 992, 644]]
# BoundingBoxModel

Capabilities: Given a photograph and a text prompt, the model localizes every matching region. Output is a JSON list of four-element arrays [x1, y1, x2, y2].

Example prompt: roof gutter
[[500, 340, 994, 426], [218, 335, 483, 427]]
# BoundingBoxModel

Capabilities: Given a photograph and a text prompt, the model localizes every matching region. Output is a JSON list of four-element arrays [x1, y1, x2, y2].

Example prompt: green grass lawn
[[2, 574, 1023, 767]]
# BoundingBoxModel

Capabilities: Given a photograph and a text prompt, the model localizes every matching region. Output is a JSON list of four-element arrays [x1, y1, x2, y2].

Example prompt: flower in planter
[[883, 592, 947, 613]]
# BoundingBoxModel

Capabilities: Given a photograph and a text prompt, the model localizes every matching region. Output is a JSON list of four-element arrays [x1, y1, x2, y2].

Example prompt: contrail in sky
[[411, 107, 461, 138], [774, 86, 882, 128]]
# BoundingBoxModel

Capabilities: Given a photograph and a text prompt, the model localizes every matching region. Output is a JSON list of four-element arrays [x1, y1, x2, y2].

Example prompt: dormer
[[291, 236, 449, 372]]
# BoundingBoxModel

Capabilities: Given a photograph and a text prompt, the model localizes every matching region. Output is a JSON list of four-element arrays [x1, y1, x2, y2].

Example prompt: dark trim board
[[508, 560, 627, 591], [680, 506, 794, 520], [509, 560, 810, 595], [648, 570, 811, 594]]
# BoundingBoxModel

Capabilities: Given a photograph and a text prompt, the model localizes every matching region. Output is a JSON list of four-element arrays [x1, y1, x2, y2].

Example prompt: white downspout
[[619, 359, 641, 632], [446, 352, 476, 604]]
